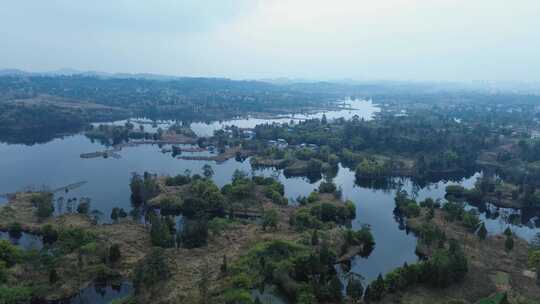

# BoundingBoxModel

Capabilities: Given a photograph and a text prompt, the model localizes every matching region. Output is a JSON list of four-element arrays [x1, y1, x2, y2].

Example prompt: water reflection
[[53, 281, 133, 304]]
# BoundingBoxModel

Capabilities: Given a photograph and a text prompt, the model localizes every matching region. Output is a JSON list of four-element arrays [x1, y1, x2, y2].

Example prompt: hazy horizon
[[1, 0, 539, 82]]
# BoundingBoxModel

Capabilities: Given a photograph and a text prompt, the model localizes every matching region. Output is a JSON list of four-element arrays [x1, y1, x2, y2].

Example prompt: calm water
[[56, 281, 133, 304], [0, 98, 538, 300], [95, 98, 380, 137]]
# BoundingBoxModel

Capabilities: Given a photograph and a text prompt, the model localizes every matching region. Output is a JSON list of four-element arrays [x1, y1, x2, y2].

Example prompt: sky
[[1, 0, 539, 82]]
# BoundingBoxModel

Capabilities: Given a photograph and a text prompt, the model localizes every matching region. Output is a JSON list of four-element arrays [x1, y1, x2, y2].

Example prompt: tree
[[111, 207, 119, 222], [232, 169, 248, 183], [109, 244, 121, 264], [49, 268, 59, 283], [536, 266, 540, 287], [505, 235, 514, 252], [328, 275, 343, 301], [76, 198, 91, 215], [150, 216, 174, 248], [311, 229, 319, 246], [33, 193, 54, 219], [346, 275, 364, 303], [477, 222, 487, 240], [42, 224, 58, 244], [366, 274, 386, 302], [220, 254, 228, 274], [363, 286, 372, 303], [262, 209, 278, 231], [7, 222, 22, 239], [202, 164, 214, 179], [181, 218, 209, 248], [134, 248, 170, 294]]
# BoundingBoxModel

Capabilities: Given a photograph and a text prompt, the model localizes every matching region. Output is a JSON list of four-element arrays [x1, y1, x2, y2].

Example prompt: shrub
[[0, 286, 34, 304], [0, 240, 23, 266], [181, 218, 209, 248], [505, 236, 514, 252], [318, 181, 337, 194], [445, 185, 467, 198], [208, 218, 234, 237], [58, 228, 97, 253], [262, 209, 279, 231], [150, 216, 174, 248], [477, 223, 488, 240], [77, 199, 91, 214], [134, 248, 170, 293], [7, 222, 22, 238], [290, 209, 323, 231], [222, 288, 253, 304], [159, 197, 183, 216], [41, 224, 58, 244], [462, 210, 481, 231], [165, 174, 191, 186], [109, 244, 121, 263], [264, 188, 287, 206], [32, 193, 54, 219]]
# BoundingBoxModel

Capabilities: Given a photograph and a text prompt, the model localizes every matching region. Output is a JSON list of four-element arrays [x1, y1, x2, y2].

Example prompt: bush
[[318, 181, 337, 194], [442, 202, 465, 221], [58, 228, 97, 252], [165, 174, 191, 186], [262, 209, 279, 231], [0, 286, 34, 304], [208, 218, 234, 237], [109, 244, 121, 263], [159, 197, 183, 216], [445, 185, 467, 198], [505, 236, 514, 252], [181, 218, 209, 248], [290, 209, 323, 231], [462, 210, 481, 231], [42, 224, 58, 243], [32, 193, 54, 219], [77, 199, 91, 214], [150, 216, 174, 248], [7, 222, 22, 238], [134, 248, 170, 293], [0, 261, 7, 283], [264, 188, 287, 205], [222, 288, 253, 304], [0, 240, 23, 266]]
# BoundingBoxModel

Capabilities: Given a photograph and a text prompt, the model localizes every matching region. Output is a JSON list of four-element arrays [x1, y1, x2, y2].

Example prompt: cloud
[[0, 0, 539, 81]]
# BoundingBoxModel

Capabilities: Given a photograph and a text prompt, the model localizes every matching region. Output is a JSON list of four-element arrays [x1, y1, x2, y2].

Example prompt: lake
[[1, 98, 538, 302]]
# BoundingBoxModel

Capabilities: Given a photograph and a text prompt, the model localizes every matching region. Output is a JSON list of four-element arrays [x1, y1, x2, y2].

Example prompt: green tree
[[134, 248, 170, 294], [150, 216, 174, 248], [49, 268, 59, 283], [220, 254, 228, 274], [328, 275, 343, 301], [262, 209, 279, 231], [477, 222, 487, 240], [365, 274, 386, 302], [181, 218, 209, 248], [311, 229, 319, 246], [33, 193, 54, 219], [346, 275, 364, 303], [109, 244, 121, 264], [77, 198, 91, 215], [202, 164, 214, 179], [505, 235, 514, 252]]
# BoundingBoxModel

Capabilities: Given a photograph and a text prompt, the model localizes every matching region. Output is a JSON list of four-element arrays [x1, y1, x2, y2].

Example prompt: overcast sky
[[1, 0, 539, 81]]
